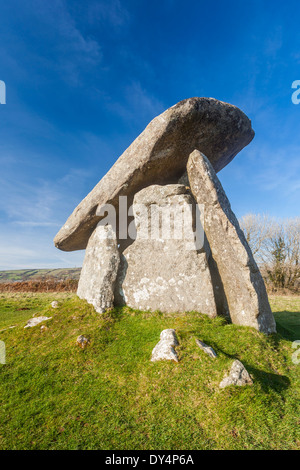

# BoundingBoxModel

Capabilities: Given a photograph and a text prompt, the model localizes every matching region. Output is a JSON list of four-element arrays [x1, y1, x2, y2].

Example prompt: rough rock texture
[[76, 335, 90, 349], [151, 329, 179, 362], [114, 184, 218, 316], [187, 150, 276, 334], [195, 339, 217, 358], [24, 316, 52, 328], [207, 252, 229, 317], [77, 224, 120, 313], [0, 341, 5, 365], [219, 360, 253, 388], [54, 98, 254, 252]]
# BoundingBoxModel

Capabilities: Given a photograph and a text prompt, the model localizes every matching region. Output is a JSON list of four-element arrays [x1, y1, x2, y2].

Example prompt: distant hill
[[0, 268, 81, 283]]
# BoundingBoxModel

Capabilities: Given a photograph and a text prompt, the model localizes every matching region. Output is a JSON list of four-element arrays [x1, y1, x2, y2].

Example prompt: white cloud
[[0, 229, 85, 270], [0, 0, 102, 87], [106, 81, 165, 126]]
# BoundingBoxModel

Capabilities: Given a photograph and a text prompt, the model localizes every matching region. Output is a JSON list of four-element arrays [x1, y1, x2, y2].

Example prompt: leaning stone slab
[[195, 339, 217, 358], [187, 150, 276, 334], [77, 224, 120, 313], [24, 316, 52, 328], [151, 329, 179, 362], [114, 184, 218, 316], [54, 98, 254, 252], [219, 360, 253, 388]]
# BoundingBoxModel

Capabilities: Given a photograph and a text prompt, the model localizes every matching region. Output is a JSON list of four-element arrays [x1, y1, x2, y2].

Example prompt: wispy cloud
[[0, 158, 94, 229], [87, 0, 131, 28], [0, 0, 102, 87], [106, 81, 165, 127], [13, 221, 59, 227], [0, 233, 85, 270], [254, 147, 300, 196]]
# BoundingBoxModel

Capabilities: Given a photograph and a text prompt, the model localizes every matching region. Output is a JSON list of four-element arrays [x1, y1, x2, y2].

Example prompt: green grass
[[0, 292, 299, 450], [270, 295, 300, 341]]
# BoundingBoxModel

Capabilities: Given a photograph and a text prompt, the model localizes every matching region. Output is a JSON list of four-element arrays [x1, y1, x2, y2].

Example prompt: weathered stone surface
[[54, 98, 254, 252], [207, 252, 229, 317], [187, 150, 276, 334], [51, 301, 58, 308], [151, 329, 179, 362], [24, 316, 52, 328], [114, 184, 218, 316], [219, 360, 253, 388], [77, 224, 120, 313], [178, 171, 190, 187], [76, 335, 90, 349], [195, 339, 217, 358]]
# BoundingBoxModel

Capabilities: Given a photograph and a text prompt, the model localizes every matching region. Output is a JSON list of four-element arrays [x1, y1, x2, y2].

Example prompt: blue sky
[[0, 0, 299, 270]]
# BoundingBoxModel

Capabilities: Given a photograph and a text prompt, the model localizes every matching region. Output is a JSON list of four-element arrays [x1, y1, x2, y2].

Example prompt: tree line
[[239, 214, 300, 292]]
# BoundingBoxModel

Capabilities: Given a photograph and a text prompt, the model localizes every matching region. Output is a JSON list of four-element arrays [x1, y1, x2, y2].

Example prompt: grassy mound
[[0, 293, 299, 450]]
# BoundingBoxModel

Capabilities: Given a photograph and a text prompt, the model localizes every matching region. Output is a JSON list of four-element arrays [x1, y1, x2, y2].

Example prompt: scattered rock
[[40, 325, 48, 332], [76, 335, 90, 349], [187, 150, 276, 334], [114, 184, 217, 316], [151, 329, 179, 362], [77, 224, 120, 313], [195, 339, 217, 358], [219, 360, 253, 388], [54, 97, 254, 251], [51, 301, 59, 308], [24, 317, 52, 328]]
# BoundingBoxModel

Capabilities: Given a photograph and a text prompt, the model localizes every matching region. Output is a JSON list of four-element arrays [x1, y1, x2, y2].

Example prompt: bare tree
[[239, 214, 300, 291], [284, 217, 300, 288]]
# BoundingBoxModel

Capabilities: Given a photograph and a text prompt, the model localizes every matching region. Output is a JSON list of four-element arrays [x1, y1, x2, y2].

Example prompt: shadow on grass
[[274, 311, 300, 342], [207, 344, 291, 393], [245, 365, 290, 393]]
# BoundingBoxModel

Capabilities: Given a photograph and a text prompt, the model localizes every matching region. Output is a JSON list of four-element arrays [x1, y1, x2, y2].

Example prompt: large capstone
[[187, 150, 276, 334], [114, 184, 218, 316]]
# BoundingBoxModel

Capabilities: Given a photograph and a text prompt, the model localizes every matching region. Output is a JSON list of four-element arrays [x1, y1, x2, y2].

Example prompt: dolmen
[[54, 97, 276, 334]]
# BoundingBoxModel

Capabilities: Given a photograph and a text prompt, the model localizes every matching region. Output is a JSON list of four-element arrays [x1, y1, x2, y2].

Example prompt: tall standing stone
[[187, 150, 276, 334], [77, 224, 120, 313]]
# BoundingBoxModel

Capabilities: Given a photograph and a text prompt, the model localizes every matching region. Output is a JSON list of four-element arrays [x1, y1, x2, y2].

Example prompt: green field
[[0, 293, 299, 450], [0, 268, 81, 283]]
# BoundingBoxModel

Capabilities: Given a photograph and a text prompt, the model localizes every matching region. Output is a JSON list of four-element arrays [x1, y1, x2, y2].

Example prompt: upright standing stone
[[187, 150, 276, 334], [77, 224, 120, 313]]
